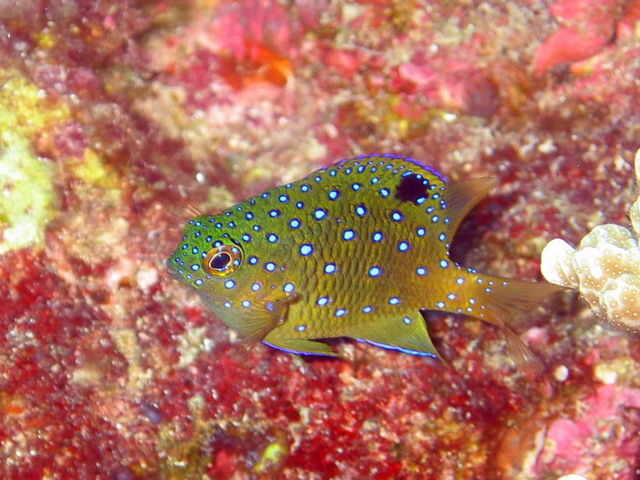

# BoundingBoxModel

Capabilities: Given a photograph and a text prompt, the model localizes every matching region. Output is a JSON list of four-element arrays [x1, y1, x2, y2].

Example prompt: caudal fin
[[468, 275, 566, 327], [444, 269, 566, 372]]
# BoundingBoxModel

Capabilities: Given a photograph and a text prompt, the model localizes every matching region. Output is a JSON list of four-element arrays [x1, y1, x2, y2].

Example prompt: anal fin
[[504, 327, 542, 375], [349, 311, 441, 358], [263, 338, 341, 357]]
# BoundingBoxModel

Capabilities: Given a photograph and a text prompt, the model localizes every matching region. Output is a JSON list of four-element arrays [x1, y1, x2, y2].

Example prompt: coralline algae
[[0, 70, 65, 254], [2, 1, 640, 479], [542, 148, 640, 329]]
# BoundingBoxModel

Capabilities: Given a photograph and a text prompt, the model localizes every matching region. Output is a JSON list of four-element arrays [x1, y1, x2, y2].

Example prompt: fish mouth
[[166, 266, 182, 281], [165, 255, 189, 285]]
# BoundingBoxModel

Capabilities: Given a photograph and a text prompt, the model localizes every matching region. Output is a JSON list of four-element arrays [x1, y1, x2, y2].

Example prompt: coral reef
[[1, 1, 640, 479], [0, 69, 65, 254], [542, 148, 640, 329]]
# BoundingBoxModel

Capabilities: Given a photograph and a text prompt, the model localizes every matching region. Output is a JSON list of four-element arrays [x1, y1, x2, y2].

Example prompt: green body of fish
[[167, 155, 559, 359]]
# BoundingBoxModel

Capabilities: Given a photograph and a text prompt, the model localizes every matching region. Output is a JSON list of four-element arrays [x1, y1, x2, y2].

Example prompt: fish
[[167, 154, 562, 365]]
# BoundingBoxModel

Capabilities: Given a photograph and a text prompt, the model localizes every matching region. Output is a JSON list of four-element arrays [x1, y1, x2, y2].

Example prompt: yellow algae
[[593, 357, 637, 385], [0, 134, 56, 254], [206, 185, 235, 211], [156, 394, 214, 480], [242, 165, 275, 187], [0, 69, 70, 254], [196, 0, 220, 8], [253, 439, 288, 473], [110, 328, 153, 392], [35, 29, 56, 50], [0, 69, 70, 136], [70, 363, 105, 387], [70, 149, 122, 201], [541, 148, 640, 330], [176, 325, 213, 368]]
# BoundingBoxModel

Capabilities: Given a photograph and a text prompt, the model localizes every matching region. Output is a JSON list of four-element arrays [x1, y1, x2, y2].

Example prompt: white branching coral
[[541, 148, 640, 330]]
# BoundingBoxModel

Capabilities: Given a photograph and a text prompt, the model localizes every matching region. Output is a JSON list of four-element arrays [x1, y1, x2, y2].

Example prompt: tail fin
[[447, 268, 566, 372], [465, 274, 566, 328]]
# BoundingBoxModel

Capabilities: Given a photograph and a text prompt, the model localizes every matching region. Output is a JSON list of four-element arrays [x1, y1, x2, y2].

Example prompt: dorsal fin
[[444, 178, 498, 237], [169, 202, 204, 222]]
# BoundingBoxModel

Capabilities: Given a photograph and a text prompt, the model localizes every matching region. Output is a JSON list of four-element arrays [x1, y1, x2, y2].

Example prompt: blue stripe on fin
[[261, 338, 340, 357], [356, 339, 438, 358]]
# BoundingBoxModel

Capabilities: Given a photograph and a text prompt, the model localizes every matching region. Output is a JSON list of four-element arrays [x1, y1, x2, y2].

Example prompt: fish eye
[[203, 244, 243, 276], [210, 252, 231, 269]]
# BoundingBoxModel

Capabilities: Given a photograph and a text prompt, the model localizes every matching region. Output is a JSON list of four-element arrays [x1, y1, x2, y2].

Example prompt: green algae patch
[[71, 149, 122, 202], [0, 69, 69, 254], [0, 69, 70, 137], [0, 134, 56, 254], [253, 439, 288, 474]]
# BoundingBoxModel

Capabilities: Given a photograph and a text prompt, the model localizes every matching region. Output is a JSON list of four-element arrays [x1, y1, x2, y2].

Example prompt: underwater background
[[1, 1, 639, 479]]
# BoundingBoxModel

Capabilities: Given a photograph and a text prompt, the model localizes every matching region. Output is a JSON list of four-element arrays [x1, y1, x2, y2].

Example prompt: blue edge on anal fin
[[356, 339, 438, 358], [261, 341, 334, 356], [263, 340, 438, 358]]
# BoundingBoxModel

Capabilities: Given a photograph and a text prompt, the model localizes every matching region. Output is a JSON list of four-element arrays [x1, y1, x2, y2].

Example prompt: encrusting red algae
[[2, 0, 640, 478]]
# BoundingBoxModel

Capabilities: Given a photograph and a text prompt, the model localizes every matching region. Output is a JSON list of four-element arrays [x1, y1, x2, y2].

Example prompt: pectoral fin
[[199, 291, 300, 347], [349, 311, 441, 358]]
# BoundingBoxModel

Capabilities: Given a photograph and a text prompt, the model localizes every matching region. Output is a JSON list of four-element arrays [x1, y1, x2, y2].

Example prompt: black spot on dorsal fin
[[395, 174, 429, 204]]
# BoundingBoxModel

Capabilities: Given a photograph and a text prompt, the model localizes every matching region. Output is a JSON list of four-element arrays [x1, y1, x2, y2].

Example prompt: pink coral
[[534, 0, 620, 74], [390, 59, 500, 118], [538, 384, 640, 474]]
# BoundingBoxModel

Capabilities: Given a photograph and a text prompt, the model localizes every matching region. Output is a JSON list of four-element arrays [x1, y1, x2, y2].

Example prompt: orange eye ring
[[203, 244, 243, 276]]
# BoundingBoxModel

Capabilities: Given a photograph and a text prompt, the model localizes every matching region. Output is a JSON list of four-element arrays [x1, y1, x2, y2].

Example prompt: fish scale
[[167, 154, 563, 364]]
